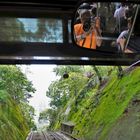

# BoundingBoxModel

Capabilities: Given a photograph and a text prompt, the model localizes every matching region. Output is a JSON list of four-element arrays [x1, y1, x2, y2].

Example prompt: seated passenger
[[117, 12, 140, 53], [116, 17, 132, 53]]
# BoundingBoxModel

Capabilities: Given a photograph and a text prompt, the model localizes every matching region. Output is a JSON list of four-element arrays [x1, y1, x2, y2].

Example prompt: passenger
[[115, 3, 121, 10], [116, 7, 137, 53], [74, 9, 102, 49], [75, 3, 91, 24], [114, 3, 127, 33], [117, 18, 133, 53]]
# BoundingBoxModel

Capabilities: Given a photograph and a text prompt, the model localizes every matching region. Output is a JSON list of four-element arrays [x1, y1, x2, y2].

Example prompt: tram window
[[0, 18, 63, 43], [68, 20, 72, 43]]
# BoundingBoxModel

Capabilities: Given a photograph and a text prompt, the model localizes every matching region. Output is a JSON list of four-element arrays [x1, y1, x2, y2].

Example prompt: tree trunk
[[92, 66, 102, 84]]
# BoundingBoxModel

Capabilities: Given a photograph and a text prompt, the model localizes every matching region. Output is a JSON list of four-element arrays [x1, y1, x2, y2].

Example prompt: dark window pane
[[68, 20, 72, 43], [0, 18, 63, 43]]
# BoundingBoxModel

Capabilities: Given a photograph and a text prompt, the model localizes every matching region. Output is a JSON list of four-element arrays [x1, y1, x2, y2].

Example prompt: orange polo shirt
[[74, 23, 97, 49]]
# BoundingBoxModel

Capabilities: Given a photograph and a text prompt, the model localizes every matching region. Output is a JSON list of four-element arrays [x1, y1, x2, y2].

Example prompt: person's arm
[[114, 9, 118, 18], [117, 30, 129, 51], [94, 17, 102, 47], [94, 27, 102, 47]]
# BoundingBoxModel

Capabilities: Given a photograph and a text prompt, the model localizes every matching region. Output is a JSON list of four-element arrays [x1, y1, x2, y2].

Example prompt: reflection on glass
[[68, 20, 72, 43], [73, 2, 139, 53], [0, 18, 63, 43]]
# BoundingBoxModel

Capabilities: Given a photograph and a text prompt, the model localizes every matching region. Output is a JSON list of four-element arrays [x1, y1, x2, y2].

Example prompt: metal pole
[[123, 5, 139, 52]]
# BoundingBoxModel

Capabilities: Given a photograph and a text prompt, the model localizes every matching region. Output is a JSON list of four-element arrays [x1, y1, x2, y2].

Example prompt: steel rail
[[26, 131, 34, 140], [61, 131, 79, 140]]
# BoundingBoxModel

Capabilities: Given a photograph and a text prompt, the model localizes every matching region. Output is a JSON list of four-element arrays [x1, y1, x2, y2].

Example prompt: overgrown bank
[[0, 66, 36, 140], [68, 67, 140, 140], [39, 66, 140, 140]]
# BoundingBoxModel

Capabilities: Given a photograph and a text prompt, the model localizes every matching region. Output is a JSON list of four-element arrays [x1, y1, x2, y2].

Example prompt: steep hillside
[[0, 65, 36, 140], [0, 94, 29, 140], [52, 67, 140, 140]]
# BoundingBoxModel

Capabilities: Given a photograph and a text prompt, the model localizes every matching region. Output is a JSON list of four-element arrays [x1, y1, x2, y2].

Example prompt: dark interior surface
[[0, 0, 139, 65]]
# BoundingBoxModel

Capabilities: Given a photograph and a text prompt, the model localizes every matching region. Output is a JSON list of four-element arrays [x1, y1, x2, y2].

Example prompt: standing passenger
[[74, 9, 102, 49]]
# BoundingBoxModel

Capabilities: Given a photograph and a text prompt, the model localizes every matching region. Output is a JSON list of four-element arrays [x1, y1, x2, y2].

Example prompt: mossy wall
[[0, 96, 29, 140], [53, 67, 140, 140]]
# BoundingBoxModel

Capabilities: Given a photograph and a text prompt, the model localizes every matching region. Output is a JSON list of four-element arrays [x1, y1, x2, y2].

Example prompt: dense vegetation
[[39, 66, 113, 129], [0, 17, 63, 139], [0, 65, 36, 140], [39, 65, 140, 140]]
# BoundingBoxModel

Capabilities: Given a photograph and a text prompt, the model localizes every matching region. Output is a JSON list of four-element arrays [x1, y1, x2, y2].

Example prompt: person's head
[[78, 3, 91, 15], [78, 3, 91, 10], [79, 9, 91, 23], [121, 3, 125, 7], [125, 8, 133, 19]]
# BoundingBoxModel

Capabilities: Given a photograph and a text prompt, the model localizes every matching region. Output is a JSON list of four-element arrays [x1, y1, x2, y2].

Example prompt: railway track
[[26, 131, 79, 140], [26, 131, 47, 140]]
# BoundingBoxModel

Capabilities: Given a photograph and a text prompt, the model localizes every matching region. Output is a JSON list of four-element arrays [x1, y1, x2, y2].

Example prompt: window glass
[[0, 18, 63, 43], [68, 20, 72, 43]]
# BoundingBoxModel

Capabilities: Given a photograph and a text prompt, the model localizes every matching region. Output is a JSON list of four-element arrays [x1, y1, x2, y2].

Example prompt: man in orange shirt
[[74, 9, 102, 49]]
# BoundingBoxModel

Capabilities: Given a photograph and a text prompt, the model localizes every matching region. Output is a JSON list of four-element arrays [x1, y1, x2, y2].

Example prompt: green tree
[[53, 65, 84, 77], [39, 108, 57, 129], [20, 102, 36, 129], [0, 65, 36, 140], [92, 65, 102, 84], [46, 66, 88, 109], [0, 65, 35, 103], [45, 66, 117, 129], [0, 18, 26, 41], [34, 19, 47, 41]]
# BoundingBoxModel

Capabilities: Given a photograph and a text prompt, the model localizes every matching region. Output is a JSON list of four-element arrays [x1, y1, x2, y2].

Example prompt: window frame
[[0, 2, 139, 66]]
